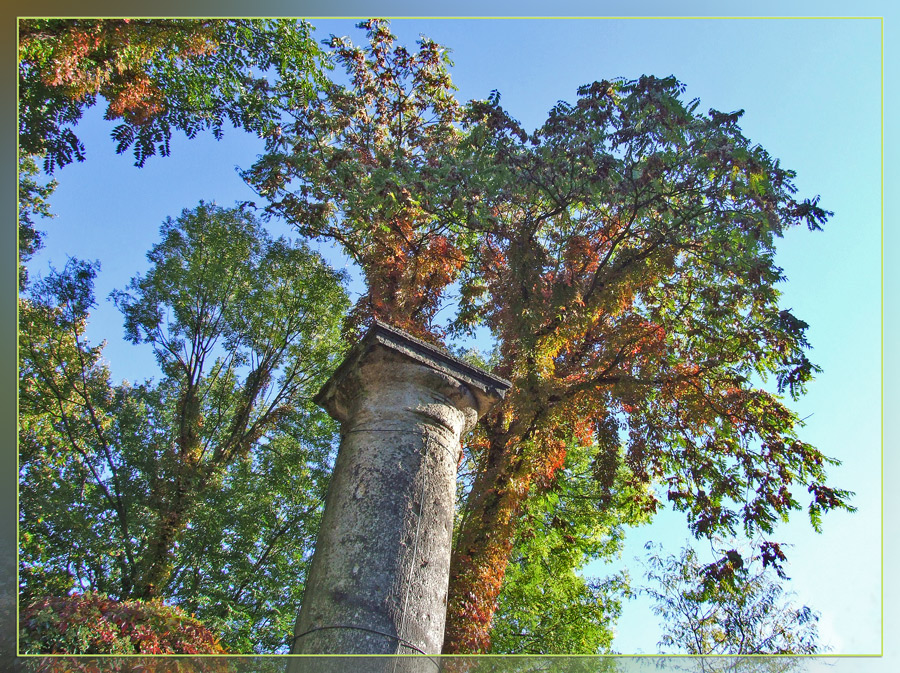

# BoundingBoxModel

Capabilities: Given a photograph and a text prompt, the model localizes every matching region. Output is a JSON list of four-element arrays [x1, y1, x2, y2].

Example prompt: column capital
[[314, 320, 512, 424]]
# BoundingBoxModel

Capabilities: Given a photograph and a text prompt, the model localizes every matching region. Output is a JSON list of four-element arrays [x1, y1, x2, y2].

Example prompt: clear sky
[[25, 14, 884, 657]]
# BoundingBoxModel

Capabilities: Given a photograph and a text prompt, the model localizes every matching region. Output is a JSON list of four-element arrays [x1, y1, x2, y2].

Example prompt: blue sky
[[25, 16, 884, 656]]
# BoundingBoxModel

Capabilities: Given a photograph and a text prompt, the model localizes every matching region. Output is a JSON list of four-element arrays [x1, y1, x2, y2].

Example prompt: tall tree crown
[[244, 19, 470, 340]]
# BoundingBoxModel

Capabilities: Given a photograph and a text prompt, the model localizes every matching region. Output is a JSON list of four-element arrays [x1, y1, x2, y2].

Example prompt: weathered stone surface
[[291, 322, 510, 658], [288, 655, 439, 673]]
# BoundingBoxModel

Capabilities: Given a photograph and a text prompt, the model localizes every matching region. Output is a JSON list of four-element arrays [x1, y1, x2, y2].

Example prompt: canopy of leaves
[[18, 19, 326, 171], [243, 19, 469, 340], [19, 592, 226, 654], [18, 204, 349, 651], [486, 437, 652, 654], [642, 542, 821, 655], [440, 76, 852, 651], [18, 18, 855, 656]]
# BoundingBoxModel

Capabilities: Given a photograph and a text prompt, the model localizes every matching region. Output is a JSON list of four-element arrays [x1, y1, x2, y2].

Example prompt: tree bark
[[442, 431, 529, 654]]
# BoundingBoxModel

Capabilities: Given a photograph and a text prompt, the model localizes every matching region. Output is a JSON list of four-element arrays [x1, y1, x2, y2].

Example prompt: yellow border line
[[15, 16, 19, 659], [16, 654, 887, 659], [15, 15, 887, 19], [880, 14, 885, 662]]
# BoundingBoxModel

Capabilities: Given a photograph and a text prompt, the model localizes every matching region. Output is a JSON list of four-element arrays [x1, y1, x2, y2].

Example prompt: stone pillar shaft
[[291, 322, 509, 657]]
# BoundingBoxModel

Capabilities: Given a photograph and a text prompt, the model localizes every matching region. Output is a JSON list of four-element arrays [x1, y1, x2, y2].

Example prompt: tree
[[642, 542, 821, 655], [18, 19, 326, 172], [112, 202, 348, 600], [18, 203, 349, 651], [243, 18, 469, 341], [244, 23, 852, 653], [438, 76, 853, 652]]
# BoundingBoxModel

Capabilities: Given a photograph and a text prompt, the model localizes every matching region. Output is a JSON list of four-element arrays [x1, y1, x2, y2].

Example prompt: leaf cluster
[[18, 19, 327, 172], [243, 19, 470, 339], [488, 439, 648, 654], [17, 154, 57, 288], [19, 592, 226, 654]]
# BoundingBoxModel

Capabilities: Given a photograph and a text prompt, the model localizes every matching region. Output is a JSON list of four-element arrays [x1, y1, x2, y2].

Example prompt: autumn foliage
[[440, 76, 852, 652], [19, 593, 226, 654], [18, 18, 325, 171], [245, 19, 468, 341], [21, 20, 213, 118]]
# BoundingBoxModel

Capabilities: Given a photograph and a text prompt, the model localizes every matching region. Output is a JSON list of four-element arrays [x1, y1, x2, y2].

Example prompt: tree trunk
[[134, 462, 205, 598], [442, 431, 532, 654]]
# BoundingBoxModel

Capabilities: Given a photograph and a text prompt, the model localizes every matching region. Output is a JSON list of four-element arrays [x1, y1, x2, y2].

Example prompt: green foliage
[[19, 593, 225, 654], [17, 154, 57, 288], [488, 441, 649, 654], [18, 259, 124, 603], [113, 201, 348, 385], [642, 542, 822, 655], [18, 204, 349, 652], [166, 405, 337, 653], [18, 19, 327, 172]]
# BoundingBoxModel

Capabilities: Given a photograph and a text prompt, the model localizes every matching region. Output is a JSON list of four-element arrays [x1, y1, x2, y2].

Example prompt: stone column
[[291, 321, 510, 661]]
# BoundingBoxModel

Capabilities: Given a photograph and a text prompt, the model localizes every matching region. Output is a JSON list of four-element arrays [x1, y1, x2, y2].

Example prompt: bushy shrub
[[20, 593, 226, 655]]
